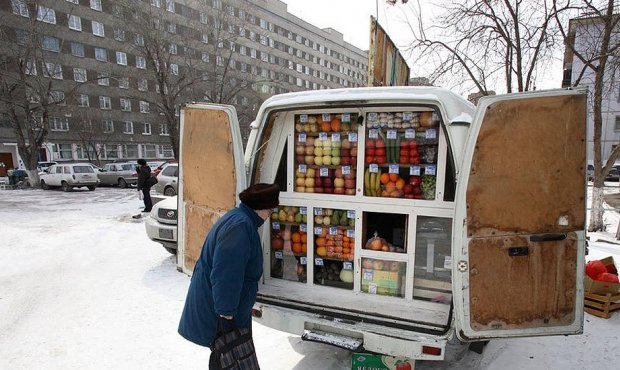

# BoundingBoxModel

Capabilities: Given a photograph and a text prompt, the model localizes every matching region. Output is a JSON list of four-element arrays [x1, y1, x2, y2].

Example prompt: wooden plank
[[585, 307, 610, 319], [584, 300, 606, 310], [414, 278, 452, 291]]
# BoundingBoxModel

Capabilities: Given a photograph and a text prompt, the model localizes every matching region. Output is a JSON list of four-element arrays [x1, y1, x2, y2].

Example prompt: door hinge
[[457, 260, 468, 272]]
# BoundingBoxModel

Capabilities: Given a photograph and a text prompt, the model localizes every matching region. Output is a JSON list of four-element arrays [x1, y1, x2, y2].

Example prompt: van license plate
[[159, 229, 173, 240]]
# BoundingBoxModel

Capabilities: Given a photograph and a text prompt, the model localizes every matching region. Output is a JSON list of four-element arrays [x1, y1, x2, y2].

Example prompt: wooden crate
[[584, 292, 620, 319]]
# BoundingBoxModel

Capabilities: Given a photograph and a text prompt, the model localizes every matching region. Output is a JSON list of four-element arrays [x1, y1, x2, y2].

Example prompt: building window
[[160, 123, 169, 136], [24, 60, 36, 75], [142, 144, 157, 158], [260, 19, 268, 29], [250, 49, 257, 59], [11, 0, 29, 17], [114, 28, 125, 41], [78, 94, 89, 107], [50, 117, 69, 131], [98, 72, 110, 86], [118, 77, 129, 89], [140, 101, 149, 113], [95, 47, 108, 62], [73, 68, 87, 82], [138, 79, 148, 92], [123, 121, 133, 134], [37, 6, 56, 24], [68, 15, 82, 31], [135, 34, 144, 46], [216, 56, 224, 67], [136, 56, 146, 69], [213, 0, 222, 9], [70, 42, 84, 57], [615, 116, 620, 132], [165, 0, 175, 12], [159, 145, 173, 158], [42, 36, 60, 52], [201, 52, 210, 63], [143, 123, 151, 135], [76, 144, 96, 160], [120, 98, 131, 112], [92, 21, 105, 37], [103, 120, 114, 133], [202, 34, 209, 44], [99, 96, 111, 110], [116, 51, 127, 65], [43, 62, 63, 79], [170, 63, 178, 75], [200, 12, 208, 24], [53, 144, 73, 160], [167, 23, 176, 34], [50, 91, 65, 105], [123, 144, 139, 158], [151, 0, 161, 7], [104, 145, 118, 159], [90, 0, 102, 11], [169, 44, 177, 55]]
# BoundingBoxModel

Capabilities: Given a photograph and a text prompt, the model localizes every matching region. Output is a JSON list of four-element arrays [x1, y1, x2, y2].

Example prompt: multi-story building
[[0, 0, 367, 172]]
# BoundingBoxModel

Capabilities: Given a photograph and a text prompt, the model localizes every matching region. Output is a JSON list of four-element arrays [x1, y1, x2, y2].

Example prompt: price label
[[368, 129, 379, 139], [387, 130, 397, 139], [275, 251, 283, 259], [389, 164, 399, 174], [426, 129, 437, 139], [342, 113, 351, 122], [300, 207, 307, 215], [322, 113, 331, 122], [343, 262, 353, 270], [315, 258, 324, 266], [331, 133, 340, 142], [368, 283, 378, 294], [272, 222, 280, 230], [368, 112, 378, 122], [300, 224, 307, 232], [298, 164, 307, 173], [363, 270, 374, 280], [314, 226, 323, 235], [320, 167, 329, 177], [425, 165, 436, 176], [444, 256, 452, 269], [403, 111, 413, 121], [272, 207, 279, 212], [300, 114, 308, 123], [329, 226, 338, 235], [369, 163, 379, 173], [410, 166, 421, 176], [319, 132, 328, 141], [300, 257, 307, 265], [314, 208, 323, 216], [348, 132, 358, 142], [347, 210, 355, 219], [405, 129, 415, 139], [346, 229, 355, 238], [298, 133, 306, 143], [342, 166, 351, 175]]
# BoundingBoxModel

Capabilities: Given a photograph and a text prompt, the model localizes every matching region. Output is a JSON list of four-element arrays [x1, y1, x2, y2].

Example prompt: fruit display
[[361, 257, 406, 297], [294, 113, 358, 195], [314, 208, 355, 262], [363, 110, 440, 200], [270, 206, 308, 282], [363, 231, 406, 253]]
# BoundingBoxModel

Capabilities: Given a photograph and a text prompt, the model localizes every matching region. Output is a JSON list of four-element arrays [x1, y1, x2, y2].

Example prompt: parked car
[[40, 163, 99, 191], [98, 162, 138, 188], [148, 161, 165, 172], [145, 196, 177, 254], [153, 163, 178, 196], [152, 160, 177, 177], [37, 161, 57, 173], [586, 163, 620, 182]]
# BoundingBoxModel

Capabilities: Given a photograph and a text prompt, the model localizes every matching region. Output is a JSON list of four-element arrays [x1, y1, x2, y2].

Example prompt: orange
[[330, 118, 341, 132], [301, 243, 307, 253], [380, 173, 390, 185], [389, 173, 399, 182], [395, 178, 405, 189], [315, 237, 326, 247], [292, 232, 301, 243], [321, 122, 331, 132], [316, 246, 327, 257], [292, 242, 302, 254], [390, 190, 401, 198]]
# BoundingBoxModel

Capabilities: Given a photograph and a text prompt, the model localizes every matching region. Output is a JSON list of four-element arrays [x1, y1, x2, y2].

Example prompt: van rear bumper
[[252, 302, 449, 360]]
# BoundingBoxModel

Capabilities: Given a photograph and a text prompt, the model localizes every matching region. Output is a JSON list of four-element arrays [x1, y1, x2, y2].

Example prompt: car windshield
[[73, 166, 94, 173], [121, 164, 137, 171]]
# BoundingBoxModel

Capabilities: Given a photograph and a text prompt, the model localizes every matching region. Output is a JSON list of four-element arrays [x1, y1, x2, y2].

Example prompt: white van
[[177, 87, 587, 363]]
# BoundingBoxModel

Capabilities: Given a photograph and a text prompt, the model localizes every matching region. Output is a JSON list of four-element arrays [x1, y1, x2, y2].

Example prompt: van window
[[73, 166, 94, 173], [161, 165, 177, 177], [273, 142, 287, 191]]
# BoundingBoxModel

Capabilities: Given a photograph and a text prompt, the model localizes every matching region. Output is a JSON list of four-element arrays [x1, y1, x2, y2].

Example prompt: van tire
[[41, 180, 49, 190], [61, 181, 71, 192], [118, 178, 128, 188], [164, 186, 177, 196]]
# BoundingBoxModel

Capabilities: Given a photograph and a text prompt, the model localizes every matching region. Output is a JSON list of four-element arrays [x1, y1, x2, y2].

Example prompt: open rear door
[[178, 104, 246, 274], [453, 90, 587, 340]]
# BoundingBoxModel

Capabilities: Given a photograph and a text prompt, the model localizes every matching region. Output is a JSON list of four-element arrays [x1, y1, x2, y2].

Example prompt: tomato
[[396, 362, 412, 370]]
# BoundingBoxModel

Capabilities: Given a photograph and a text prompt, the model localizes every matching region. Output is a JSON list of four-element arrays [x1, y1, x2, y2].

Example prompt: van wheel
[[41, 180, 49, 190], [61, 181, 71, 192], [87, 185, 96, 191], [164, 247, 177, 255], [164, 186, 177, 196], [118, 178, 128, 188]]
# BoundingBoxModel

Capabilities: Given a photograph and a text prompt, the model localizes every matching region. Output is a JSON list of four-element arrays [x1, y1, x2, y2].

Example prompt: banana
[[374, 170, 381, 195], [369, 172, 377, 196], [364, 169, 371, 191]]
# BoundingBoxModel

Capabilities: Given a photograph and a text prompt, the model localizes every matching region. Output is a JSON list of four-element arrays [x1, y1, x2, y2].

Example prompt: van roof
[[252, 86, 475, 128]]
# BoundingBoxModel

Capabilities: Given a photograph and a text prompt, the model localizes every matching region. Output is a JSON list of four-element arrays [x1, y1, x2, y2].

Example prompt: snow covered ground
[[0, 187, 619, 370]]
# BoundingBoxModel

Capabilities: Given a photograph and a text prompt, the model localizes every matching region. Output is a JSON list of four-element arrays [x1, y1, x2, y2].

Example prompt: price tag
[[368, 283, 377, 294], [300, 224, 307, 232], [368, 129, 378, 139], [322, 113, 331, 122], [272, 207, 279, 212], [348, 132, 358, 142], [314, 208, 323, 216], [319, 132, 328, 141], [405, 129, 415, 139], [320, 167, 329, 177], [314, 226, 323, 235], [403, 111, 413, 121], [342, 113, 351, 122], [300, 207, 307, 215], [272, 222, 280, 230], [410, 166, 421, 176], [387, 130, 397, 139], [347, 210, 355, 219], [368, 112, 378, 122], [315, 258, 324, 266], [300, 257, 307, 265], [298, 133, 306, 143], [329, 226, 338, 235], [298, 164, 307, 173], [275, 251, 283, 259], [369, 163, 379, 173], [425, 165, 436, 176], [389, 164, 399, 174], [444, 256, 452, 269], [346, 229, 355, 238], [363, 270, 374, 280], [341, 166, 351, 175], [300, 114, 308, 123], [343, 262, 353, 270], [426, 128, 437, 139], [331, 133, 340, 142]]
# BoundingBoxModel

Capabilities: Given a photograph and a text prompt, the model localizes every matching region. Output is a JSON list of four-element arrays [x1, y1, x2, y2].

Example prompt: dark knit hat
[[239, 183, 280, 210], [137, 159, 147, 166]]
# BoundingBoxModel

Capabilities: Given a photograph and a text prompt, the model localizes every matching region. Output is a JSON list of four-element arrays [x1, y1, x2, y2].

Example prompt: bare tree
[[555, 0, 620, 231], [71, 108, 122, 166]]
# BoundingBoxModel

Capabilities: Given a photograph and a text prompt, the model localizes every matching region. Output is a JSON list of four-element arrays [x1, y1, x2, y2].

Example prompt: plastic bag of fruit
[[364, 232, 389, 252]]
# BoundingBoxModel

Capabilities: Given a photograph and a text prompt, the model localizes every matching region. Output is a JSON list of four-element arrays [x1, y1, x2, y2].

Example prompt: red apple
[[314, 176, 323, 187], [409, 176, 421, 186], [404, 194, 414, 199], [403, 184, 414, 195], [344, 178, 356, 189], [366, 139, 376, 148], [315, 187, 324, 193], [345, 188, 356, 195], [334, 168, 343, 178], [366, 148, 376, 156], [399, 156, 409, 164], [350, 147, 358, 156], [340, 156, 351, 166], [323, 187, 333, 194], [344, 169, 356, 179], [333, 187, 345, 195], [413, 186, 422, 195], [296, 155, 305, 163], [323, 177, 333, 188]]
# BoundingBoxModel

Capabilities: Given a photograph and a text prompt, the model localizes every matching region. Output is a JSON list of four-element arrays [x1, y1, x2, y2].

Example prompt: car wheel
[[164, 186, 177, 196], [41, 180, 49, 190], [164, 247, 177, 255], [61, 181, 71, 192], [87, 185, 96, 191], [118, 178, 128, 188]]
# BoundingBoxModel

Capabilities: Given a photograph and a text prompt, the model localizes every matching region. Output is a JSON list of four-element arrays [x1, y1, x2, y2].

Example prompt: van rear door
[[177, 104, 246, 273], [453, 90, 587, 340]]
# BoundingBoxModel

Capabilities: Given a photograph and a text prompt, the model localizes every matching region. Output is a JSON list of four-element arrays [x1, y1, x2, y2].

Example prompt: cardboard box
[[352, 353, 414, 370], [361, 269, 403, 297], [584, 256, 619, 295]]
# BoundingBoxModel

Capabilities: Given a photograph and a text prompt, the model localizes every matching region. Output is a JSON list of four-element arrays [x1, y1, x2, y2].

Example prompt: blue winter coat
[[178, 203, 265, 347]]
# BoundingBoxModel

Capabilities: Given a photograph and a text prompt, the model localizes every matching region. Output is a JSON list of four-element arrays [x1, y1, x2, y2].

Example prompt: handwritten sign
[[368, 129, 378, 139], [342, 113, 351, 122], [389, 164, 399, 174], [300, 257, 307, 265], [315, 258, 324, 266], [322, 113, 331, 122], [274, 251, 283, 259], [346, 229, 355, 238], [342, 166, 351, 176], [320, 167, 329, 177], [426, 128, 437, 139], [300, 224, 307, 232], [410, 166, 421, 176], [272, 222, 280, 230], [343, 262, 353, 270], [347, 210, 355, 219], [314, 208, 323, 216], [387, 130, 397, 139], [331, 133, 340, 142], [348, 132, 358, 142], [426, 165, 436, 176], [319, 132, 328, 141], [404, 129, 415, 139], [298, 164, 307, 173], [369, 164, 379, 173], [300, 114, 308, 123], [314, 226, 323, 235], [298, 133, 306, 143]]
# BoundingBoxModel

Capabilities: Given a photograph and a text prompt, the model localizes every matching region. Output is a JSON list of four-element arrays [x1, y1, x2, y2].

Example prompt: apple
[[341, 138, 351, 149], [295, 186, 305, 192], [323, 177, 333, 188], [376, 156, 387, 164], [295, 155, 305, 165], [340, 148, 350, 157], [302, 123, 310, 132], [367, 148, 376, 156], [309, 123, 318, 133], [332, 141, 341, 149], [334, 168, 343, 178], [295, 145, 305, 155], [314, 156, 324, 166], [362, 259, 373, 269], [314, 187, 324, 193], [322, 140, 332, 149], [331, 148, 340, 157], [306, 168, 316, 178], [345, 188, 356, 195], [314, 140, 322, 148], [403, 183, 414, 195], [413, 186, 422, 195], [334, 178, 345, 188], [306, 137, 315, 147], [305, 187, 315, 193], [304, 146, 314, 155], [296, 177, 306, 186], [344, 178, 355, 189], [324, 187, 334, 194], [344, 169, 356, 179], [304, 177, 315, 187], [408, 176, 421, 186], [314, 176, 323, 187], [340, 156, 351, 166], [350, 155, 357, 164], [331, 157, 341, 166], [333, 187, 345, 195], [365, 139, 376, 148], [404, 194, 414, 199], [322, 155, 331, 165], [314, 147, 323, 157], [350, 147, 358, 156], [305, 156, 315, 165]]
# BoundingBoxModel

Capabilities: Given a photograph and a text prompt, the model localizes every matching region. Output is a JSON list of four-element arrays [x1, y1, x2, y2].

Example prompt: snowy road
[[1, 188, 619, 369]]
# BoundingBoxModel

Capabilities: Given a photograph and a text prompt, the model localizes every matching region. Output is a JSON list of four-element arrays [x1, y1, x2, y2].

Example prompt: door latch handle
[[508, 247, 529, 256], [530, 233, 566, 242]]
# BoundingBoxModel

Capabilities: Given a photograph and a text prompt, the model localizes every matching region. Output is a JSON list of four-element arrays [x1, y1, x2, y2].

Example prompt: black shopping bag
[[209, 321, 260, 370]]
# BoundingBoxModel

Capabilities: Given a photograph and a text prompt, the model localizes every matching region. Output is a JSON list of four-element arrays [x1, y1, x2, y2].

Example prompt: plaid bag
[[209, 321, 260, 370]]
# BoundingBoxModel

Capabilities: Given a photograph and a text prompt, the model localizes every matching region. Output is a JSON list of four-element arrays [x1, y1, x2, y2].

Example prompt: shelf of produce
[[315, 256, 354, 262], [368, 163, 436, 167], [300, 164, 358, 169], [272, 221, 304, 227], [314, 279, 354, 290], [295, 131, 358, 137]]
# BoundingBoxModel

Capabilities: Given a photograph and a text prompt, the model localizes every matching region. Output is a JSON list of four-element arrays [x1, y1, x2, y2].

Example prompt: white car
[[145, 196, 178, 254], [40, 163, 99, 191], [153, 163, 178, 196]]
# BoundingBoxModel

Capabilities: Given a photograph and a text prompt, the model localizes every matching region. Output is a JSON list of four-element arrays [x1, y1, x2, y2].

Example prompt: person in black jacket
[[136, 158, 153, 213]]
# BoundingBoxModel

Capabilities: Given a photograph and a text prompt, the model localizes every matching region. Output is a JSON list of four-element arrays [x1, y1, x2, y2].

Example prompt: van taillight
[[422, 345, 442, 356], [251, 308, 262, 318]]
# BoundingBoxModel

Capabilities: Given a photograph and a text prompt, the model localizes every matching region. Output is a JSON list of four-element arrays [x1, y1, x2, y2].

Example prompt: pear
[[322, 216, 331, 226], [278, 210, 287, 222], [294, 213, 302, 223]]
